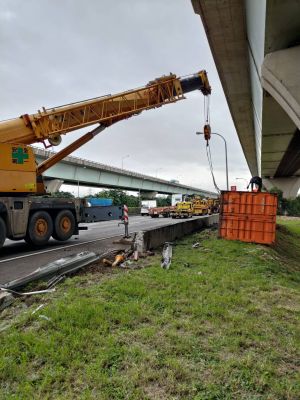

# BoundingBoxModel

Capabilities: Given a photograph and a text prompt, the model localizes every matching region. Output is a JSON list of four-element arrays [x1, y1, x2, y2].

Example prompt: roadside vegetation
[[277, 215, 300, 236], [270, 187, 300, 216], [0, 221, 299, 399]]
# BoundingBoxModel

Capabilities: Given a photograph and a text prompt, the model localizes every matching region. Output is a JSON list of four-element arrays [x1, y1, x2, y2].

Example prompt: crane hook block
[[204, 124, 211, 141]]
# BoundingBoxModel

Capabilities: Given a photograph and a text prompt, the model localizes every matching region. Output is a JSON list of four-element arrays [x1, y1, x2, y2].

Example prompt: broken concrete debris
[[102, 258, 113, 267], [0, 291, 15, 311], [134, 231, 146, 254], [161, 242, 173, 270]]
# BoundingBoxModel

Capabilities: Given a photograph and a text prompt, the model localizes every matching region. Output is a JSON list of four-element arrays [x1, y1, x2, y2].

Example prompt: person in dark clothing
[[247, 176, 262, 192]]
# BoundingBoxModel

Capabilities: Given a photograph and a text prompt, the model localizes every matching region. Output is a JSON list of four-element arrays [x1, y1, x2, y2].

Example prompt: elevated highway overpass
[[34, 148, 217, 198], [192, 0, 300, 197]]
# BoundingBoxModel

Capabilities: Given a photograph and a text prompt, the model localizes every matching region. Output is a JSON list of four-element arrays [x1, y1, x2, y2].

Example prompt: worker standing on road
[[247, 176, 262, 192]]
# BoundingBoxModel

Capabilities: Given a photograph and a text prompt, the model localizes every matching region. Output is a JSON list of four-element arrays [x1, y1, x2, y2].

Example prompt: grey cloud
[[0, 0, 251, 193]]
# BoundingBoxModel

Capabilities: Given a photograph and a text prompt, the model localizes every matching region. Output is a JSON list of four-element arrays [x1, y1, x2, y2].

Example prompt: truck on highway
[[207, 198, 220, 214], [170, 201, 194, 219], [148, 206, 176, 218], [192, 198, 209, 216], [0, 70, 211, 249], [140, 200, 157, 216], [171, 194, 183, 206]]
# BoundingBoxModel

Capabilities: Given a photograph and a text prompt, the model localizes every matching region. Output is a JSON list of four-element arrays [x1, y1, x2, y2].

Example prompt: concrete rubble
[[0, 291, 15, 311], [161, 242, 173, 270]]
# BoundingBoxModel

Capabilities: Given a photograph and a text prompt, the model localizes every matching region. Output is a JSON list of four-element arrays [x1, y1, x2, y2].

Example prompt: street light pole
[[121, 154, 129, 169], [155, 168, 163, 178], [196, 131, 229, 190]]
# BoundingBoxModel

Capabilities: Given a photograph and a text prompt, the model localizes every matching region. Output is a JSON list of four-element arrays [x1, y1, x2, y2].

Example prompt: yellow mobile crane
[[0, 71, 210, 248]]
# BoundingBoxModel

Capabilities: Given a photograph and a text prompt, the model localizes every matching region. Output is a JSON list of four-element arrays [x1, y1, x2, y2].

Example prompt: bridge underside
[[261, 45, 300, 179], [34, 149, 217, 198], [192, 0, 300, 198]]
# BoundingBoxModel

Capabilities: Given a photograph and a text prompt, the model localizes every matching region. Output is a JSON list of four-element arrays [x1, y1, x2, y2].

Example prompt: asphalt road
[[0, 215, 199, 284]]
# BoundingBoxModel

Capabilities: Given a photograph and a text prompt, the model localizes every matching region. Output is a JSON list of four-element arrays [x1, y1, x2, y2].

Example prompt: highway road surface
[[0, 215, 205, 285]]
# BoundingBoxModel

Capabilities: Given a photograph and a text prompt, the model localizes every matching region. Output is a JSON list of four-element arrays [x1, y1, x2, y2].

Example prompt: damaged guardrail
[[1, 251, 99, 290]]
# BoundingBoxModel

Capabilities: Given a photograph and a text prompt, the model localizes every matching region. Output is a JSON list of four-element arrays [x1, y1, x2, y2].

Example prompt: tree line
[[52, 189, 171, 207], [52, 188, 300, 216], [270, 188, 300, 216]]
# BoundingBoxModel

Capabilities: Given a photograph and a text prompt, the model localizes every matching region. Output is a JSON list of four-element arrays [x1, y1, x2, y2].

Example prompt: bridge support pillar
[[140, 191, 157, 200], [263, 177, 300, 199], [44, 179, 64, 193]]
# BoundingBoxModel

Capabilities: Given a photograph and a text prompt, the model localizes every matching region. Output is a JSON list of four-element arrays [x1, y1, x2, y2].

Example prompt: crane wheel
[[25, 211, 53, 246], [53, 210, 75, 241], [0, 216, 7, 249]]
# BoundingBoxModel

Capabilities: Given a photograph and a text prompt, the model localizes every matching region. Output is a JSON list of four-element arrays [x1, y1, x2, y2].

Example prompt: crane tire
[[0, 216, 7, 249], [53, 210, 75, 241], [26, 211, 53, 246]]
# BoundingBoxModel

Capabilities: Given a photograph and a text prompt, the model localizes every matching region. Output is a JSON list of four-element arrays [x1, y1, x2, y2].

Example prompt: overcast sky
[[0, 0, 251, 195]]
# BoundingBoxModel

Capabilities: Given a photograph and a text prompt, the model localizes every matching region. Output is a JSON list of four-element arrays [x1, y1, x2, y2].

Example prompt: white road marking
[[0, 216, 206, 265], [0, 234, 122, 264]]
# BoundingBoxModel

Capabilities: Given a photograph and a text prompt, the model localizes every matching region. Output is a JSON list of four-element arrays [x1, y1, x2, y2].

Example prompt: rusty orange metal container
[[219, 191, 277, 244]]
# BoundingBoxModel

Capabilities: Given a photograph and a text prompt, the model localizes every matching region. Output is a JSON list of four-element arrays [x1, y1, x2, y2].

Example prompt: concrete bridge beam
[[44, 179, 64, 193], [262, 45, 300, 131]]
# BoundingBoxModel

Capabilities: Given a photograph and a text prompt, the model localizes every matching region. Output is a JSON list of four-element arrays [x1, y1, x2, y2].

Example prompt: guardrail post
[[118, 204, 130, 238]]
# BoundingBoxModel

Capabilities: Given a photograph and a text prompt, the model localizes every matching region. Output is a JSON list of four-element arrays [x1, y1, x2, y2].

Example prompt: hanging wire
[[206, 95, 210, 124], [202, 93, 220, 193], [203, 94, 211, 125], [206, 141, 221, 194]]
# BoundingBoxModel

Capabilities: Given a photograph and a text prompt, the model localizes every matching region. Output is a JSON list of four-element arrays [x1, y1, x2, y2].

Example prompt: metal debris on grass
[[161, 242, 173, 270], [2, 251, 99, 290], [31, 304, 45, 315], [1, 287, 55, 296], [112, 254, 125, 267], [39, 315, 51, 322]]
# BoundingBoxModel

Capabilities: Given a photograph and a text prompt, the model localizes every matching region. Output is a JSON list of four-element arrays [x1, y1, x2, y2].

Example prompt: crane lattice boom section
[[25, 75, 184, 141]]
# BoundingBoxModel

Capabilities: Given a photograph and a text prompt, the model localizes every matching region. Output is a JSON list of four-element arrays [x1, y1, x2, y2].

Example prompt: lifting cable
[[206, 142, 221, 194], [203, 95, 221, 194]]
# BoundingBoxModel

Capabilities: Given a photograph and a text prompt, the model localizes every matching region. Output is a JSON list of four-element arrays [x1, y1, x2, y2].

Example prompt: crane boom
[[0, 71, 210, 147], [0, 69, 210, 194]]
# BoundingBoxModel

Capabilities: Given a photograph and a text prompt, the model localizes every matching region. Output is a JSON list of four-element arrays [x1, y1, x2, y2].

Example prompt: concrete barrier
[[135, 215, 219, 252]]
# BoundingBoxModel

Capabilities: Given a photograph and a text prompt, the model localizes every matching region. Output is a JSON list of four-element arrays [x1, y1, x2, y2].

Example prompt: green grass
[[1, 228, 300, 399], [277, 216, 300, 236]]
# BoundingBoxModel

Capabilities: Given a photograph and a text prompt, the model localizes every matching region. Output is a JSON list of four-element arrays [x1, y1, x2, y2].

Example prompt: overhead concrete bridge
[[34, 148, 217, 198], [192, 0, 300, 198]]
